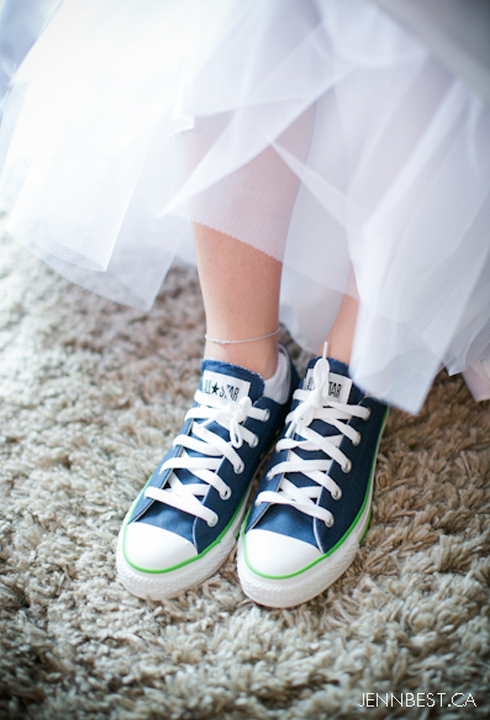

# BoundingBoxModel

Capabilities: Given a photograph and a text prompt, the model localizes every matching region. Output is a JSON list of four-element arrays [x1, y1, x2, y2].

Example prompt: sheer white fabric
[[0, 0, 60, 120], [0, 0, 489, 413]]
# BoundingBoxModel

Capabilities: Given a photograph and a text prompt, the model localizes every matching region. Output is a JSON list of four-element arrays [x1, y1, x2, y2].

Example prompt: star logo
[[212, 383, 219, 394]]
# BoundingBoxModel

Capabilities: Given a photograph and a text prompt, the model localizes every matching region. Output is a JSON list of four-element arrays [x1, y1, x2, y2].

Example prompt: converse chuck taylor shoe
[[237, 349, 387, 608], [117, 346, 298, 600]]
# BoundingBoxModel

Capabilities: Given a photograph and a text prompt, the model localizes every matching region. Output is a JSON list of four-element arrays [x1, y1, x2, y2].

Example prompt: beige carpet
[[1, 232, 489, 720]]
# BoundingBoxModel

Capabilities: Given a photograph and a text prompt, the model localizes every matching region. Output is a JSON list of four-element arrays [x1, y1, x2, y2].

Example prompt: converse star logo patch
[[201, 370, 251, 404], [304, 369, 352, 405]]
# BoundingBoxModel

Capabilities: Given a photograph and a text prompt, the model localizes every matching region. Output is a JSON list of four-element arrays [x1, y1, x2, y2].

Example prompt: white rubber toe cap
[[123, 522, 197, 571], [244, 528, 322, 577]]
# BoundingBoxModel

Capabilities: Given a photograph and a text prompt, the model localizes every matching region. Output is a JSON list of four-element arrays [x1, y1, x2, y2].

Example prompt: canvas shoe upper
[[237, 350, 387, 608], [117, 346, 298, 600]]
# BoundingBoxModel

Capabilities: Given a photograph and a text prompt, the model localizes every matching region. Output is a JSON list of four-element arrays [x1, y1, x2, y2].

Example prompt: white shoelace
[[256, 352, 370, 528], [144, 387, 269, 527]]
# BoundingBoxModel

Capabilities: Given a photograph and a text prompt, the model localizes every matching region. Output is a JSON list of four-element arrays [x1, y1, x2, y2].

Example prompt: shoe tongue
[[200, 359, 264, 404], [303, 356, 353, 405]]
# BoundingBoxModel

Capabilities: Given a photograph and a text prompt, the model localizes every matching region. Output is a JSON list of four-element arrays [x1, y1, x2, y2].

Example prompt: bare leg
[[320, 293, 359, 365], [195, 220, 359, 376], [194, 223, 282, 379], [187, 109, 317, 380]]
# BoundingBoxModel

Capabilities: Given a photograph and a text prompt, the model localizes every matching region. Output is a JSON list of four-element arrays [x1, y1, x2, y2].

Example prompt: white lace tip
[[322, 341, 328, 361]]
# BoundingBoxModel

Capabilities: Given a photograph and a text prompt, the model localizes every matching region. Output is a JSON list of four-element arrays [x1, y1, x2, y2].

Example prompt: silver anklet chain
[[204, 328, 280, 345]]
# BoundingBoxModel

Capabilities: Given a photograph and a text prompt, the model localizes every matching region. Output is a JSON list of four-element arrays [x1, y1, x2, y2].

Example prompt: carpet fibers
[[0, 233, 489, 720]]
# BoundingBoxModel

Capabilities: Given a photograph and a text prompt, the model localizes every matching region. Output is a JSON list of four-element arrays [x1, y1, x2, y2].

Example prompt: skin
[[193, 223, 357, 378]]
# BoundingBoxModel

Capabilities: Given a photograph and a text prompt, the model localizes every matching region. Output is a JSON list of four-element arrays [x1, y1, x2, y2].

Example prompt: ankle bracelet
[[205, 328, 280, 345]]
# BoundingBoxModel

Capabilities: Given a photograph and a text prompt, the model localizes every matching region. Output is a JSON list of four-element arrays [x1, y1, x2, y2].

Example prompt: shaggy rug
[[0, 231, 489, 720]]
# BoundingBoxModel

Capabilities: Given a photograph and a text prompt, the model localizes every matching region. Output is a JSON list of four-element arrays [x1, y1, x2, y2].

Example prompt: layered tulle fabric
[[0, 0, 489, 413]]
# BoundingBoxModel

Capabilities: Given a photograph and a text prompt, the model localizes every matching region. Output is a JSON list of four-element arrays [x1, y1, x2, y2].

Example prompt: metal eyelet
[[220, 487, 231, 500], [249, 436, 258, 448], [207, 515, 218, 527], [262, 409, 271, 422], [234, 461, 245, 474], [332, 488, 342, 500], [342, 459, 352, 473], [353, 433, 361, 446], [325, 517, 334, 528]]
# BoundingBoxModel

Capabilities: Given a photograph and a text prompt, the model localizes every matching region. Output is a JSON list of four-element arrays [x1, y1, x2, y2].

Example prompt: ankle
[[319, 338, 352, 366], [319, 294, 358, 365], [204, 337, 279, 379]]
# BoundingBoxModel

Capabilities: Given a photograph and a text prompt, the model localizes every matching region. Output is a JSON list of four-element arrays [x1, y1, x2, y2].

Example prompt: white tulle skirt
[[0, 0, 489, 413]]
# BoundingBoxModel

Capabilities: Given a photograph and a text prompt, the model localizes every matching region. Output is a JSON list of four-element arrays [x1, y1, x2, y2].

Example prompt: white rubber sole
[[116, 488, 252, 600]]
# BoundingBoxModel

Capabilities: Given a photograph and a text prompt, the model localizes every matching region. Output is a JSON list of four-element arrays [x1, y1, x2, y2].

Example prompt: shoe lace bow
[[144, 386, 268, 527]]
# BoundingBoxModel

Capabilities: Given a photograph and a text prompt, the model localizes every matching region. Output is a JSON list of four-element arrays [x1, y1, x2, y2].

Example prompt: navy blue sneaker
[[237, 349, 388, 608], [117, 346, 298, 600]]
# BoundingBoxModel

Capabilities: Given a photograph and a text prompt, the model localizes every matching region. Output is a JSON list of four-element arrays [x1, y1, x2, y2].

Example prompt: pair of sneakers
[[116, 345, 387, 608]]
